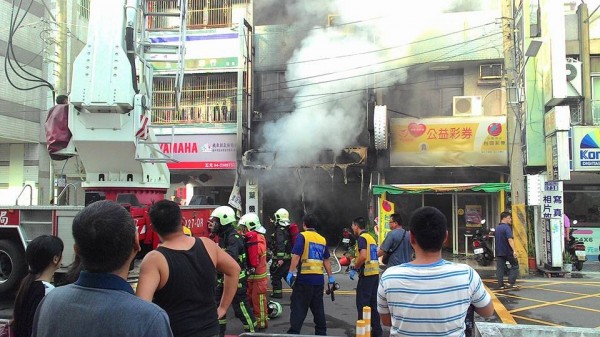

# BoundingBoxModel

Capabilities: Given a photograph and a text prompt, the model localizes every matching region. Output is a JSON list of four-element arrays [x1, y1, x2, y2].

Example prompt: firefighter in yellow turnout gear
[[239, 213, 270, 330], [349, 217, 382, 337], [210, 206, 257, 336]]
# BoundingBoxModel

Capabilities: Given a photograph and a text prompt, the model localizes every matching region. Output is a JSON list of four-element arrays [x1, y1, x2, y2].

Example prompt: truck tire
[[0, 239, 27, 295]]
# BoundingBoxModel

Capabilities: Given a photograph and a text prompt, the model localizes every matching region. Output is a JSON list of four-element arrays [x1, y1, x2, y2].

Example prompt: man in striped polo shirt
[[377, 206, 494, 337]]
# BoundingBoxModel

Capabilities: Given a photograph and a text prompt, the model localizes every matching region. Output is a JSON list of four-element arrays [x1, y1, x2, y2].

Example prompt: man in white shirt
[[378, 206, 494, 337]]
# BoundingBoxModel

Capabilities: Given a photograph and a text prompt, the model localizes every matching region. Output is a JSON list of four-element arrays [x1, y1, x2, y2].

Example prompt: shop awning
[[372, 183, 510, 195]]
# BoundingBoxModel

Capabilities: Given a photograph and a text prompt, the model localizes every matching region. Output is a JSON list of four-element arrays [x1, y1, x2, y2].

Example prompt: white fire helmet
[[210, 206, 236, 226], [239, 213, 266, 234], [268, 300, 283, 318], [274, 208, 290, 226]]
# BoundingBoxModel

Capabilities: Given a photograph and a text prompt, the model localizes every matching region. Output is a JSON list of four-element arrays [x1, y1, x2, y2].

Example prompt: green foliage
[[562, 250, 572, 264]]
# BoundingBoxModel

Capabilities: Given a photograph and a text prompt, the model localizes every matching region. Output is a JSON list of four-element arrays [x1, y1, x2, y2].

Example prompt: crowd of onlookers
[[1, 199, 517, 337]]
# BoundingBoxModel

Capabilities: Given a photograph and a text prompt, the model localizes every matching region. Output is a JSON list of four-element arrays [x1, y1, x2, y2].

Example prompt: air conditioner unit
[[453, 96, 482, 117], [479, 64, 502, 79], [566, 58, 582, 97]]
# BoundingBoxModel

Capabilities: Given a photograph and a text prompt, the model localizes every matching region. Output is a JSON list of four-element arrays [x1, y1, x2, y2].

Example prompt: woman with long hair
[[11, 235, 63, 337]]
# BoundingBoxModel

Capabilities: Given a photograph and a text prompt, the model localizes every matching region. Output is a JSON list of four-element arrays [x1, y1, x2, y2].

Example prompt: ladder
[[135, 0, 187, 163], [141, 0, 187, 114]]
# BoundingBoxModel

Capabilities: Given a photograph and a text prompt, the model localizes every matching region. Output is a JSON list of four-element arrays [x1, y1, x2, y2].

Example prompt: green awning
[[372, 183, 511, 195]]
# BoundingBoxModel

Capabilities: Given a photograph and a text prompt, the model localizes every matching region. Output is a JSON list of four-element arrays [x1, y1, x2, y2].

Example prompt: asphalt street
[[1, 256, 598, 335]]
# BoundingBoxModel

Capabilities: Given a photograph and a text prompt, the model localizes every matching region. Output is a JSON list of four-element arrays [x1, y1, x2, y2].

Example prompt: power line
[[276, 21, 499, 67], [5, 0, 54, 93], [259, 31, 502, 93]]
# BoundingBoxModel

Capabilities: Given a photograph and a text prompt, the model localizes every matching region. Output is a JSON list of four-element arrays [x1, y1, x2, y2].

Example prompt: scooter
[[331, 227, 356, 274], [472, 220, 495, 266], [567, 223, 587, 271]]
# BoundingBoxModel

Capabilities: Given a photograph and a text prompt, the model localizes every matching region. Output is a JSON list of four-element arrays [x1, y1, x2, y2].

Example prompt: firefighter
[[239, 213, 269, 330], [210, 206, 257, 336], [270, 208, 293, 298]]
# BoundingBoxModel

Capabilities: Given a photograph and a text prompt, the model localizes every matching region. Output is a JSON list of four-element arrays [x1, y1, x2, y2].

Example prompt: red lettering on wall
[[159, 143, 199, 154]]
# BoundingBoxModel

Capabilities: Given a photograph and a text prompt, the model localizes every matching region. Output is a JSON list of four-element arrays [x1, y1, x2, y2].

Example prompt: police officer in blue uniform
[[349, 217, 382, 337], [285, 213, 334, 335]]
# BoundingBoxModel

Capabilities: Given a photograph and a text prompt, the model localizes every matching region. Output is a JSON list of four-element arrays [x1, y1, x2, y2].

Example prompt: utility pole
[[578, 3, 592, 125], [502, 0, 529, 275]]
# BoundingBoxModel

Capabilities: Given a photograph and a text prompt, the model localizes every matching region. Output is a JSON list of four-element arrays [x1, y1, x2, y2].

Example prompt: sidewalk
[[444, 252, 600, 329]]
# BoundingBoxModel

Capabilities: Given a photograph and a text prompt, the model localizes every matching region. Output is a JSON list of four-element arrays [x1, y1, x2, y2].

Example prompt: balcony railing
[[152, 104, 236, 124], [146, 0, 250, 30], [152, 73, 238, 125]]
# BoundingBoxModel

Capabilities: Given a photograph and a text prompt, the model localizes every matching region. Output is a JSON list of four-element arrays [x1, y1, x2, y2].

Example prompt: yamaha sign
[[573, 126, 600, 171]]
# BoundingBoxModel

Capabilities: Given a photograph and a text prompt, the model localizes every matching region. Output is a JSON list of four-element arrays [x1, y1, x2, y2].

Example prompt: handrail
[[15, 184, 33, 206], [56, 183, 78, 206]]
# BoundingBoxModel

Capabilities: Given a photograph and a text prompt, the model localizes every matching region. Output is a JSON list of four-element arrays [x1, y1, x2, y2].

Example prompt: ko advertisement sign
[[572, 126, 600, 171]]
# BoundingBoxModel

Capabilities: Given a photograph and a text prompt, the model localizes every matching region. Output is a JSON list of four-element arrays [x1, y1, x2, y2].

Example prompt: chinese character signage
[[390, 116, 507, 166], [148, 30, 239, 71], [572, 126, 600, 171], [541, 181, 563, 219], [156, 134, 236, 170]]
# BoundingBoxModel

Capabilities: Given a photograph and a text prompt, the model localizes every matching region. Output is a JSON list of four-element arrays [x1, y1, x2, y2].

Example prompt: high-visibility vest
[[359, 232, 379, 276], [300, 231, 326, 275]]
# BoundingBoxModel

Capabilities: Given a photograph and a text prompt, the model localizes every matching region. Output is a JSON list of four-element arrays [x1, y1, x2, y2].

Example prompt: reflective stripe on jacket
[[359, 232, 379, 276], [300, 231, 326, 275]]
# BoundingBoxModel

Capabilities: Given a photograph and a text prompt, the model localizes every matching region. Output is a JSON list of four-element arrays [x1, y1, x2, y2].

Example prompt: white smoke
[[258, 0, 497, 167]]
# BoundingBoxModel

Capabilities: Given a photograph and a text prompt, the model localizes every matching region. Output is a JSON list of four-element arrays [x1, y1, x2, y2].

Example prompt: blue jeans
[[356, 275, 382, 337], [287, 283, 326, 335], [496, 255, 519, 286]]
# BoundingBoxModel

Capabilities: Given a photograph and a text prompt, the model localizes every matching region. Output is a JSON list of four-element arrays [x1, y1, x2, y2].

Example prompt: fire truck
[[0, 0, 215, 296]]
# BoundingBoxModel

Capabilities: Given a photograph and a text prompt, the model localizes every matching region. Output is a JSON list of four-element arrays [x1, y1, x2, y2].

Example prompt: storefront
[[373, 183, 509, 255]]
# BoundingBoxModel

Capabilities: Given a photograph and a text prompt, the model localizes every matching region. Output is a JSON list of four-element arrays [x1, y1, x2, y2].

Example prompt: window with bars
[[79, 0, 90, 19], [152, 73, 238, 124], [147, 0, 250, 30]]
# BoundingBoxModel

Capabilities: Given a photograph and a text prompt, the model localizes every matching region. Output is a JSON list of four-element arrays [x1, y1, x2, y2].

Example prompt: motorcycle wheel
[[575, 261, 584, 271], [481, 258, 492, 266]]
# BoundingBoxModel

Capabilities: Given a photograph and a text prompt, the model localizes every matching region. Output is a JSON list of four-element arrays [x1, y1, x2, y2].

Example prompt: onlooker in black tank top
[[136, 200, 241, 337]]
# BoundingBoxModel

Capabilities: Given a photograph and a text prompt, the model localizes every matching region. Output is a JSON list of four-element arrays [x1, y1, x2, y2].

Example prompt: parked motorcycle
[[567, 223, 587, 271], [472, 220, 495, 266], [331, 227, 356, 273]]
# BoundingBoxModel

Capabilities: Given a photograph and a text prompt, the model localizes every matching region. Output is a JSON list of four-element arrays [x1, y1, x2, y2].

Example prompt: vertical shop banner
[[228, 168, 242, 213], [378, 196, 395, 247], [390, 116, 507, 167], [541, 181, 564, 219], [540, 181, 564, 268], [572, 126, 600, 171]]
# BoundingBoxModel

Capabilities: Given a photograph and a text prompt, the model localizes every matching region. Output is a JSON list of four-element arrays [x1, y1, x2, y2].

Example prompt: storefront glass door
[[454, 193, 494, 255]]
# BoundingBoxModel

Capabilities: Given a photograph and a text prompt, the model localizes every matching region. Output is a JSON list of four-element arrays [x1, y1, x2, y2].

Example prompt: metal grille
[[152, 73, 238, 124], [479, 64, 502, 79], [592, 100, 600, 126], [79, 0, 90, 19], [148, 0, 250, 29], [570, 101, 582, 125]]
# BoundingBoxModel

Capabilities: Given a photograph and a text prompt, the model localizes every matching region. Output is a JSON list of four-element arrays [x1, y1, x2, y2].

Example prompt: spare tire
[[0, 240, 27, 295]]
